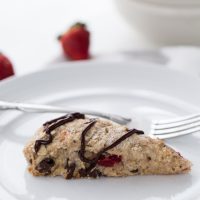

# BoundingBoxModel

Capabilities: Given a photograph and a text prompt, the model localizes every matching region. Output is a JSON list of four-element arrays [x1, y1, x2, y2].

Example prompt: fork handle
[[0, 100, 131, 125]]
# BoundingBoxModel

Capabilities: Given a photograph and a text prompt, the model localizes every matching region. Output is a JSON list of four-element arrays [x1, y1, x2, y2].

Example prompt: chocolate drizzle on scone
[[34, 113, 85, 153], [78, 120, 144, 178], [35, 113, 144, 179]]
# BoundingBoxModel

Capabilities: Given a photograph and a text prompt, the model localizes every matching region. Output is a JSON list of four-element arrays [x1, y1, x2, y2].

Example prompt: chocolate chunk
[[79, 168, 87, 177], [66, 163, 76, 179], [147, 156, 151, 161], [89, 169, 102, 178], [65, 159, 76, 179], [36, 158, 55, 175], [131, 169, 138, 173]]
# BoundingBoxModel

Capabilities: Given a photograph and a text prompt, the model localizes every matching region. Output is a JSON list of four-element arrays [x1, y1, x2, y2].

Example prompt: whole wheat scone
[[23, 113, 191, 179]]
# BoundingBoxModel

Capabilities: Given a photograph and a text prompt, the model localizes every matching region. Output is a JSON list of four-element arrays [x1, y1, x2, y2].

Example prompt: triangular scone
[[23, 113, 191, 179]]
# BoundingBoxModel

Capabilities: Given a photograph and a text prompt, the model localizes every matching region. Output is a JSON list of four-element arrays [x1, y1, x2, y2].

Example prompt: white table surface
[[0, 0, 156, 76]]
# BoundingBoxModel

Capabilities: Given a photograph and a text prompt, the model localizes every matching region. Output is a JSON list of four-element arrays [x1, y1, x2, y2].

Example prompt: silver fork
[[0, 100, 198, 139], [0, 100, 131, 125], [151, 113, 200, 139]]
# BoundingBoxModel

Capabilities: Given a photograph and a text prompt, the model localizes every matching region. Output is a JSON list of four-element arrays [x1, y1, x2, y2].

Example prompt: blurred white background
[[0, 0, 154, 75]]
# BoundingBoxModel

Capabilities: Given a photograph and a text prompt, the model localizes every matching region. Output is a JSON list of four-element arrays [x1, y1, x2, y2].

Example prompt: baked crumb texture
[[23, 115, 191, 179]]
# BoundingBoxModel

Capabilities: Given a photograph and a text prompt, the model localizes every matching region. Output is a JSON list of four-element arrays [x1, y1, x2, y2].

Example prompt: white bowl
[[115, 0, 200, 45]]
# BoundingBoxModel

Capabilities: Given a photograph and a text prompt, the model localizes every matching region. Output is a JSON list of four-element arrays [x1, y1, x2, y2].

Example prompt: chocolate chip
[[105, 127, 109, 133], [130, 169, 138, 173], [36, 158, 55, 175], [147, 156, 151, 161], [89, 169, 102, 178], [66, 163, 76, 179], [79, 167, 102, 178], [79, 168, 87, 177], [65, 159, 76, 179]]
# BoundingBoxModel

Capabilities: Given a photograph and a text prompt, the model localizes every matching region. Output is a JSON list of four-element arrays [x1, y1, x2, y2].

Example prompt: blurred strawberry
[[58, 22, 90, 60], [0, 53, 14, 80]]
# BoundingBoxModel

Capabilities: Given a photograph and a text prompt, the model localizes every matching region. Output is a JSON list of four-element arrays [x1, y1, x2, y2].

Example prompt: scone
[[23, 113, 191, 179]]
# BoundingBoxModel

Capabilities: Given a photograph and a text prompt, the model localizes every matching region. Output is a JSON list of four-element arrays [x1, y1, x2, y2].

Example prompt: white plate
[[0, 61, 200, 200]]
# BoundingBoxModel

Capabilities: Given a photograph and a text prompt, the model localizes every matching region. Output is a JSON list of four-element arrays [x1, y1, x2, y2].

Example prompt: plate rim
[[1, 60, 199, 89]]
